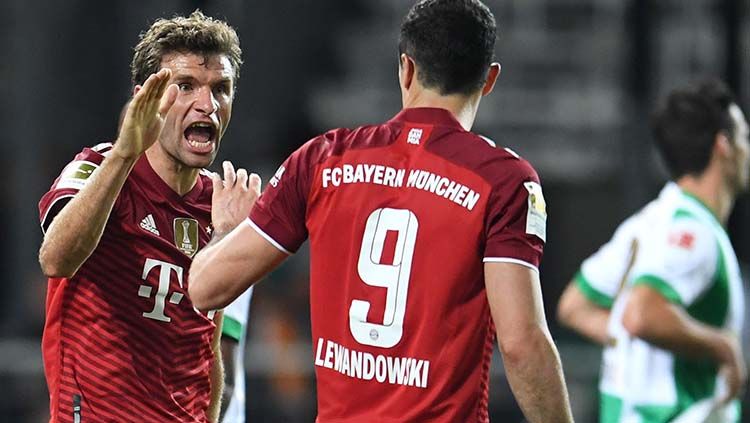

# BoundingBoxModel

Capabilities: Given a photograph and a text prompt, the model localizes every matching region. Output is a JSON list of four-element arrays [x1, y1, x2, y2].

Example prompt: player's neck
[[145, 146, 199, 196], [402, 89, 481, 131], [677, 171, 734, 225]]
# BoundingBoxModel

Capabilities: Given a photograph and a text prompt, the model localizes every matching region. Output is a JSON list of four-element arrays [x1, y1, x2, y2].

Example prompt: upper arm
[[482, 160, 549, 347], [622, 283, 673, 335], [485, 262, 548, 347], [193, 221, 287, 310]]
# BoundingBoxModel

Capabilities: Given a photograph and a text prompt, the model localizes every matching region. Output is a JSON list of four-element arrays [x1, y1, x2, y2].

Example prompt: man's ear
[[398, 53, 416, 92], [715, 131, 733, 159], [481, 63, 501, 97]]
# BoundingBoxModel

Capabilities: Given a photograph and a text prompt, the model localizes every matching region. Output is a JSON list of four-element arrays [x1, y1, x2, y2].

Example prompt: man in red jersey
[[37, 11, 258, 423], [190, 1, 573, 421]]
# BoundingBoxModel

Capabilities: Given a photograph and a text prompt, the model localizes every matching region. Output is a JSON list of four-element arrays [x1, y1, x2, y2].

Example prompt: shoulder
[[55, 142, 114, 189], [434, 132, 539, 188], [73, 142, 114, 163], [479, 139, 541, 193], [638, 213, 718, 273], [286, 124, 397, 169]]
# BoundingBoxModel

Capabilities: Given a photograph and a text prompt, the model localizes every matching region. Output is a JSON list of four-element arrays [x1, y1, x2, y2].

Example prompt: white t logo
[[138, 258, 185, 322]]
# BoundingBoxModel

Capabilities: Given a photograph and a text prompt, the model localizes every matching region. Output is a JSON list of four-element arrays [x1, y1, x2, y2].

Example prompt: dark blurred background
[[1, 0, 748, 421]]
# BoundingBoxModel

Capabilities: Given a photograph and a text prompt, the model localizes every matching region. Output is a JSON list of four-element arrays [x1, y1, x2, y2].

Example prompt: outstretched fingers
[[235, 168, 249, 190], [223, 161, 237, 188], [146, 69, 171, 115], [158, 84, 178, 118], [210, 171, 224, 195], [248, 173, 261, 196]]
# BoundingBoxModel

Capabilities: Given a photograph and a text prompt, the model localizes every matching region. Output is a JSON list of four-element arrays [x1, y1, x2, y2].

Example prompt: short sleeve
[[39, 143, 112, 234], [222, 287, 253, 341], [576, 216, 640, 308], [630, 217, 717, 306], [248, 139, 320, 254], [483, 160, 545, 271]]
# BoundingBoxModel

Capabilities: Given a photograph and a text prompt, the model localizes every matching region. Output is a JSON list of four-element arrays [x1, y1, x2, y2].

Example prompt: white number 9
[[349, 208, 418, 348]]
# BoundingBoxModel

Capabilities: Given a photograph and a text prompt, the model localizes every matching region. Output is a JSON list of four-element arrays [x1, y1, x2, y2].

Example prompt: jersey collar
[[678, 188, 724, 229], [134, 155, 205, 203], [390, 107, 465, 130]]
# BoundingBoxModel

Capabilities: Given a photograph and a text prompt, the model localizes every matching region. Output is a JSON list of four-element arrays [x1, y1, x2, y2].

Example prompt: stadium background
[[0, 0, 748, 421]]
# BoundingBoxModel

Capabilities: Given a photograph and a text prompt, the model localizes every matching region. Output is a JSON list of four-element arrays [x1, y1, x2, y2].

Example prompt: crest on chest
[[173, 218, 200, 258]]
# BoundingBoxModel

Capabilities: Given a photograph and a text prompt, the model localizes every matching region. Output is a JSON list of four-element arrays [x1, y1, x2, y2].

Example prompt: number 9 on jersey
[[349, 208, 419, 348]]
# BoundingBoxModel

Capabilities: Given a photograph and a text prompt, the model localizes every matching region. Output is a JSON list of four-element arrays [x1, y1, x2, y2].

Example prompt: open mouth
[[183, 122, 217, 154]]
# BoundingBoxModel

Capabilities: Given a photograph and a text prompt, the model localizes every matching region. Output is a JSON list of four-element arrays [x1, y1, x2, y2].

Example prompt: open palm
[[116, 68, 178, 159]]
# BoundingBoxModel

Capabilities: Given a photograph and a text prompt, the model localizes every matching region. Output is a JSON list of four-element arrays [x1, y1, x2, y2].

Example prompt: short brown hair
[[652, 79, 735, 179], [131, 10, 242, 86]]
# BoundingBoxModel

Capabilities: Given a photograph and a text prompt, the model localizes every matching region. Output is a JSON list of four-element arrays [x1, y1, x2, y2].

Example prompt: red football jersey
[[249, 108, 546, 422], [39, 143, 218, 423]]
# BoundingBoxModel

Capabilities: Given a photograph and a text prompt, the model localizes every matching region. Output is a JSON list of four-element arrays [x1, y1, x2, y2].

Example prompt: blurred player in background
[[37, 11, 256, 422], [558, 79, 748, 422], [189, 0, 573, 421], [219, 288, 253, 422]]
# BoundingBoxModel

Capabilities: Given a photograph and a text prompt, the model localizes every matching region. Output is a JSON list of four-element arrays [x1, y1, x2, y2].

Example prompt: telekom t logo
[[138, 258, 215, 322]]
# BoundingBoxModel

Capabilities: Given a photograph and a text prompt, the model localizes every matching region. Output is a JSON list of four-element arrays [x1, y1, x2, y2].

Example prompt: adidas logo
[[140, 214, 160, 236]]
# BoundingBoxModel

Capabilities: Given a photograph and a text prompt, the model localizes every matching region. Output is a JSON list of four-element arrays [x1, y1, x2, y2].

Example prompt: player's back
[[295, 108, 543, 422]]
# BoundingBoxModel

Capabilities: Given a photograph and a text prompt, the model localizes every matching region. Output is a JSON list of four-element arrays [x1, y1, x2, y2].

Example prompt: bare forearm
[[219, 338, 238, 421], [207, 352, 224, 422], [39, 154, 136, 277], [501, 328, 573, 423], [557, 285, 611, 345], [625, 301, 728, 362], [207, 314, 225, 422], [559, 305, 611, 346], [562, 309, 610, 346]]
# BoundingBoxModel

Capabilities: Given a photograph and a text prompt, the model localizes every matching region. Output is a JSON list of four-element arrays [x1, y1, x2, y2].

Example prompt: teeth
[[190, 122, 213, 128], [187, 140, 211, 147]]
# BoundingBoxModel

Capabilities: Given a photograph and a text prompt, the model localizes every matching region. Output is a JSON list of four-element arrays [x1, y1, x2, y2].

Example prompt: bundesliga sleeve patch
[[56, 160, 99, 190], [524, 181, 547, 242]]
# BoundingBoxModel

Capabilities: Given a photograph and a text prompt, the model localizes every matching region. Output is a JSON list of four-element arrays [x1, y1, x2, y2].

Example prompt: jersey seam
[[632, 274, 684, 305], [245, 218, 292, 255], [574, 271, 614, 308], [40, 194, 76, 235], [483, 257, 538, 272]]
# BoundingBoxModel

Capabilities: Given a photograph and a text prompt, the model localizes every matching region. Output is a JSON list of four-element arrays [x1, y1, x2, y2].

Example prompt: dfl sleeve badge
[[523, 181, 547, 242]]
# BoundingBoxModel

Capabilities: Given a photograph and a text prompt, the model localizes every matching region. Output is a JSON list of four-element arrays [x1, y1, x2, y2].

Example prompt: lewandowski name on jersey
[[314, 338, 430, 389], [321, 163, 481, 211]]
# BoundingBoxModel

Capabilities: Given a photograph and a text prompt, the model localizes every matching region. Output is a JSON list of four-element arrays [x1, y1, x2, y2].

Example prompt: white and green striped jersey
[[576, 183, 744, 423], [221, 287, 253, 423]]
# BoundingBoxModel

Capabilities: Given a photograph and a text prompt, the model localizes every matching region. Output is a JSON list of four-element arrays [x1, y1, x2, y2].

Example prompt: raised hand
[[210, 161, 261, 238], [114, 68, 178, 160]]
